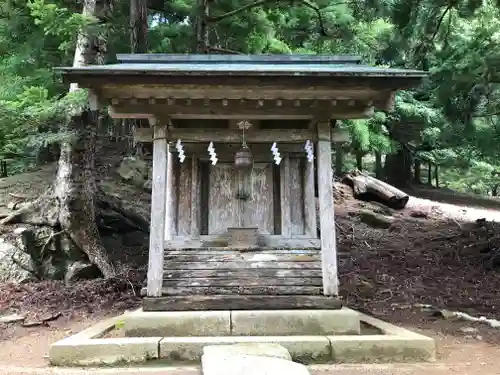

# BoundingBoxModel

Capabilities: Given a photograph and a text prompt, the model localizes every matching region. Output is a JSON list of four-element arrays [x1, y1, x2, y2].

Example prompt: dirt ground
[[0, 318, 499, 374], [1, 166, 500, 373]]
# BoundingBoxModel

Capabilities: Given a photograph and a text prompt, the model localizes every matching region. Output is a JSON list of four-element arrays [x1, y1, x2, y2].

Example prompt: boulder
[[64, 261, 102, 284], [0, 234, 35, 283], [0, 226, 89, 283], [117, 156, 149, 188]]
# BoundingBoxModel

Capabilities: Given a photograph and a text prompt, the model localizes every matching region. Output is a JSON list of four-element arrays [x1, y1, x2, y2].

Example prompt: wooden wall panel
[[208, 163, 238, 234], [290, 157, 305, 235], [242, 163, 274, 234], [177, 160, 192, 236]]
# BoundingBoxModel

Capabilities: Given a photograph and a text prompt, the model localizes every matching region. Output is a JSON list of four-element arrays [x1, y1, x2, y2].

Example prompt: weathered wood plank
[[147, 120, 167, 297], [241, 163, 273, 233], [164, 237, 321, 249], [163, 253, 320, 262], [143, 295, 343, 311], [317, 121, 339, 296], [280, 155, 291, 237], [171, 129, 316, 143], [131, 128, 323, 144], [177, 160, 191, 236], [290, 157, 305, 235], [162, 277, 323, 287], [164, 261, 321, 270], [161, 286, 322, 296], [163, 269, 321, 279], [208, 163, 238, 234], [164, 248, 321, 256], [183, 143, 307, 155], [99, 83, 394, 100], [190, 156, 200, 237]]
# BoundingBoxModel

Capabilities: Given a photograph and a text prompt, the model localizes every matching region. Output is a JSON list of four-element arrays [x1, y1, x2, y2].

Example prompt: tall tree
[[1, 0, 116, 277]]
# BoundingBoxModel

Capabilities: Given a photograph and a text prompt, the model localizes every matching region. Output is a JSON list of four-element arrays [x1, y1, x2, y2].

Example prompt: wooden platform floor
[[143, 247, 342, 311]]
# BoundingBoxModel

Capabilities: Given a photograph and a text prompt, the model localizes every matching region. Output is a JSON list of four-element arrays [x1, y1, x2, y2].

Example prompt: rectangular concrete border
[[49, 308, 436, 366], [327, 312, 436, 363], [49, 310, 163, 366]]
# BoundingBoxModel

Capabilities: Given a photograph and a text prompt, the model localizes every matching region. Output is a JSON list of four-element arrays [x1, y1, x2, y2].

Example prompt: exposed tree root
[[0, 187, 149, 279], [0, 191, 59, 227]]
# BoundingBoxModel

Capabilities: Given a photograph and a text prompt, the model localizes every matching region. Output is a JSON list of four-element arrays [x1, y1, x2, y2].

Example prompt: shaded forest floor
[[0, 145, 499, 363]]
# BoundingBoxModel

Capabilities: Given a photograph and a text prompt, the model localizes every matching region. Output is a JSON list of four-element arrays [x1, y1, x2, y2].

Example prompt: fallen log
[[342, 170, 410, 209]]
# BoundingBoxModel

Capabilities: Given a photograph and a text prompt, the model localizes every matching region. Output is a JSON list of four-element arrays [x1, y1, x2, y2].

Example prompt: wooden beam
[[303, 157, 317, 238], [134, 128, 316, 143], [164, 143, 174, 241], [317, 121, 339, 296], [100, 83, 388, 101], [183, 143, 306, 155], [108, 98, 375, 120], [147, 119, 167, 297], [143, 295, 342, 311], [280, 156, 292, 237], [174, 129, 315, 143]]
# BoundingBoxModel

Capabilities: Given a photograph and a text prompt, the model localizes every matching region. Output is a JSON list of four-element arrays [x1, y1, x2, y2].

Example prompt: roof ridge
[[115, 53, 363, 65]]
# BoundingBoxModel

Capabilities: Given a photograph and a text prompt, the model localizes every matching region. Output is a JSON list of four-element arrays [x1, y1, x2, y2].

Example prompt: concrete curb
[[48, 309, 436, 366]]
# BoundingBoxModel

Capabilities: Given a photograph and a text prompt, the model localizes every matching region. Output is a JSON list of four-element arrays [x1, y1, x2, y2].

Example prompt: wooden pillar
[[164, 142, 174, 241], [190, 156, 201, 237], [280, 155, 292, 237], [303, 153, 317, 238], [147, 118, 166, 297], [317, 121, 339, 296]]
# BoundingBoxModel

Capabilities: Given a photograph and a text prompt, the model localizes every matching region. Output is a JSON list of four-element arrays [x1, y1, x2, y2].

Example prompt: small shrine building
[[56, 54, 425, 311]]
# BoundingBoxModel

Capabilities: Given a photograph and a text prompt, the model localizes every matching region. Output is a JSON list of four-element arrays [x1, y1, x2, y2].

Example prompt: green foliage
[[0, 0, 499, 197]]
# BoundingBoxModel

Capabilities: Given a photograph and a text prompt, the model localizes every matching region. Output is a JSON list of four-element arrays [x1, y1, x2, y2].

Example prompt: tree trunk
[[130, 0, 149, 155], [355, 151, 363, 171], [492, 184, 499, 196], [343, 170, 409, 209], [374, 151, 383, 179], [55, 110, 115, 277], [195, 0, 209, 52], [1, 0, 117, 278], [57, 0, 115, 277], [434, 164, 439, 188], [334, 143, 343, 177], [130, 0, 148, 54], [428, 162, 432, 185], [414, 158, 421, 184], [385, 145, 412, 188]]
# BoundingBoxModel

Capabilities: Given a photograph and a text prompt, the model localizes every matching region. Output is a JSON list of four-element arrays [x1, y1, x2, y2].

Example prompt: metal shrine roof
[[54, 54, 426, 78]]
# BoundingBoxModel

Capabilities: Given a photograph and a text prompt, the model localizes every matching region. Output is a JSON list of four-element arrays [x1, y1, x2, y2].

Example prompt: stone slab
[[231, 308, 360, 336], [329, 336, 436, 363], [160, 335, 331, 363], [202, 353, 310, 375], [49, 337, 161, 366], [203, 343, 292, 360], [124, 308, 231, 337], [327, 313, 436, 363]]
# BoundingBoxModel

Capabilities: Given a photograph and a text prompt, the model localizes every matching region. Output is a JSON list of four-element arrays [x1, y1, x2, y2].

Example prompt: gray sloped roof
[[54, 54, 426, 78]]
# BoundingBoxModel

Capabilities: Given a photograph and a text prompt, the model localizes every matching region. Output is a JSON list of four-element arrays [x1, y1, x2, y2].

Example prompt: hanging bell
[[234, 146, 254, 170]]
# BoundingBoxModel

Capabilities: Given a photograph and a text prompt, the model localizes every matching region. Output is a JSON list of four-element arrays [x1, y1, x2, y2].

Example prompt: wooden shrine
[[56, 54, 425, 311]]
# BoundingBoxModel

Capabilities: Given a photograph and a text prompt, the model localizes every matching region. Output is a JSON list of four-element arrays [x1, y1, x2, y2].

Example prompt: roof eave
[[54, 67, 427, 79]]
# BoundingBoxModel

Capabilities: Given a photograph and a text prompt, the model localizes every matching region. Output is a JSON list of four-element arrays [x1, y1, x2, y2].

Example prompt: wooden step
[[144, 295, 342, 311]]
